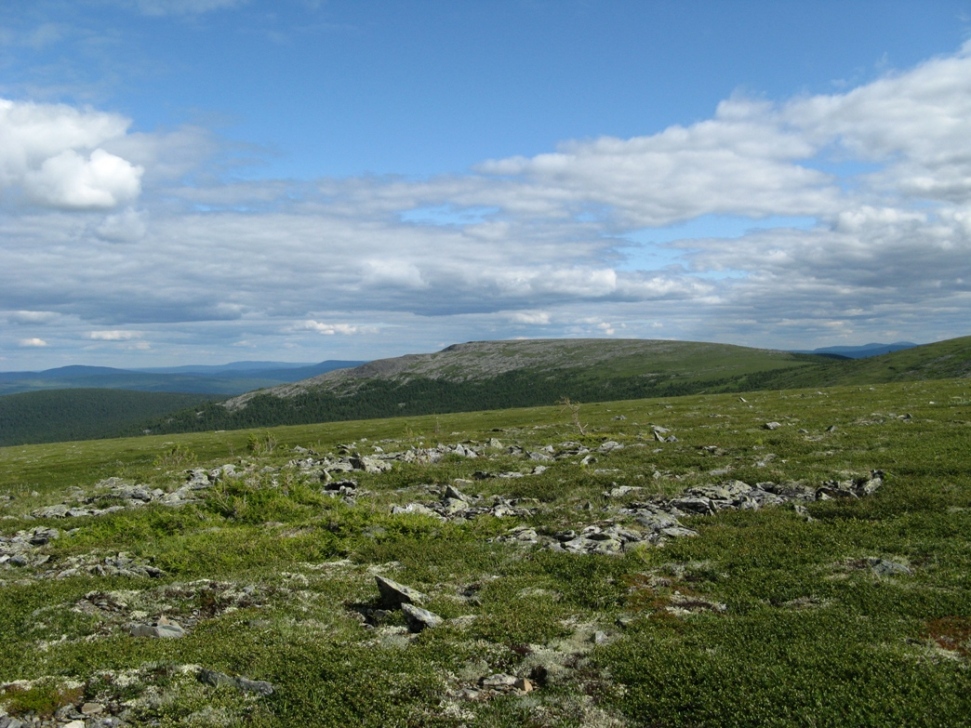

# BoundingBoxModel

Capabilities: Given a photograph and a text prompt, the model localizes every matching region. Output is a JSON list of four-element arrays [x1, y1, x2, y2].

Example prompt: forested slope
[[0, 389, 221, 446]]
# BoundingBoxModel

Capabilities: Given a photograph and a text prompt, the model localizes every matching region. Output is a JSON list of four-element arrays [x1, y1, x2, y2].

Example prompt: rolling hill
[[6, 336, 968, 445], [136, 338, 838, 435], [0, 360, 365, 397]]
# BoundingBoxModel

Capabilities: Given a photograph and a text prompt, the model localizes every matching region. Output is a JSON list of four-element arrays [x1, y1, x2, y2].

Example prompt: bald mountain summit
[[139, 336, 971, 436]]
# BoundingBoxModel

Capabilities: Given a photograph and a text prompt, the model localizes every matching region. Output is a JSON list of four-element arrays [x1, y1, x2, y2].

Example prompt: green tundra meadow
[[1, 376, 970, 726]]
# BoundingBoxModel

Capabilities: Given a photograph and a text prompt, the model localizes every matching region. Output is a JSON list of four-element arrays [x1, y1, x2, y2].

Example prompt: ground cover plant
[[0, 377, 969, 726]]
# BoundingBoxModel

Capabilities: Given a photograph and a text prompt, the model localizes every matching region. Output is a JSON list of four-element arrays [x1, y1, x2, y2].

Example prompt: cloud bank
[[3, 43, 971, 365]]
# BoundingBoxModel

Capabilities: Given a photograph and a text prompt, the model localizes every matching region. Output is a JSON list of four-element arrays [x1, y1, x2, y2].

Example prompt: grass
[[1, 378, 970, 725]]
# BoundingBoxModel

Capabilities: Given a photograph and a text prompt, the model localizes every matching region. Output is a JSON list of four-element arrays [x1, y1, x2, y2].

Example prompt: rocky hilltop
[[223, 338, 805, 410]]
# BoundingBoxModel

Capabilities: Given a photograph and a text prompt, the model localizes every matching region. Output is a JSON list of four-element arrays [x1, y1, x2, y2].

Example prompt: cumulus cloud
[[0, 98, 143, 209], [19, 338, 48, 347], [24, 148, 142, 208]]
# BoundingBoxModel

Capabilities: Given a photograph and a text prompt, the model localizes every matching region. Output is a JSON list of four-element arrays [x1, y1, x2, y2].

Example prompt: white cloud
[[4, 44, 971, 365], [8, 310, 59, 324], [835, 206, 927, 233], [114, 0, 249, 16], [24, 148, 142, 208], [0, 98, 143, 209], [19, 338, 48, 347], [87, 330, 142, 340], [509, 311, 551, 325], [783, 41, 971, 202], [475, 102, 839, 228], [298, 321, 365, 336]]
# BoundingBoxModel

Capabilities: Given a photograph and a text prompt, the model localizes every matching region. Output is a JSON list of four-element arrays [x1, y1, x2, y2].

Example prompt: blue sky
[[2, 0, 971, 368]]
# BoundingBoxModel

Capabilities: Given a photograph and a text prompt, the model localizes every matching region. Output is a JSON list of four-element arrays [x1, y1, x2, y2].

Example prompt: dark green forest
[[0, 389, 220, 446], [136, 361, 839, 436]]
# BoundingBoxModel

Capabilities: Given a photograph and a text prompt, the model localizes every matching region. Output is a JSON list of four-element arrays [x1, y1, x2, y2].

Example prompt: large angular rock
[[375, 575, 427, 607], [401, 603, 443, 632]]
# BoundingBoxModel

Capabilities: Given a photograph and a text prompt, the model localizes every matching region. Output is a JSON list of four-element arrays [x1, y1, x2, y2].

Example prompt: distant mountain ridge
[[793, 342, 919, 359], [0, 360, 366, 397], [4, 336, 968, 446]]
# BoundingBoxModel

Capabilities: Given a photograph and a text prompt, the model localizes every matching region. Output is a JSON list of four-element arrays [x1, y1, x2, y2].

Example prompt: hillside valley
[[2, 336, 968, 447], [0, 375, 969, 725], [144, 335, 971, 439]]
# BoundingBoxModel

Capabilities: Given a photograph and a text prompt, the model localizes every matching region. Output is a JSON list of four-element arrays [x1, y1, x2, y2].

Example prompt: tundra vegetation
[[1, 376, 970, 726]]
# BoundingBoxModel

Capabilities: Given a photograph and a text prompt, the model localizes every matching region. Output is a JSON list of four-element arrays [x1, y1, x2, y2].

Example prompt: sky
[[2, 0, 971, 370]]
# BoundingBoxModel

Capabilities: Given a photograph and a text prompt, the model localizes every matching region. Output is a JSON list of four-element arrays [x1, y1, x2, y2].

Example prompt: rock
[[0, 717, 27, 728], [480, 673, 518, 689], [670, 496, 715, 515], [28, 527, 60, 545], [401, 603, 443, 632], [350, 455, 392, 473], [183, 469, 213, 490], [869, 558, 912, 576], [80, 702, 105, 715], [451, 444, 478, 459], [441, 498, 469, 515], [31, 503, 70, 518], [592, 539, 623, 554], [444, 484, 470, 502], [591, 630, 611, 644], [129, 615, 185, 638], [199, 669, 275, 695], [235, 676, 275, 696], [375, 575, 427, 607], [606, 485, 641, 498], [857, 470, 884, 495], [514, 677, 535, 692], [633, 512, 680, 531], [764, 422, 783, 430]]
